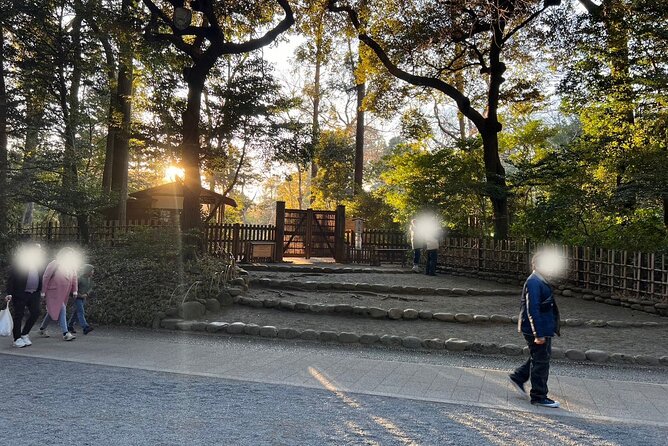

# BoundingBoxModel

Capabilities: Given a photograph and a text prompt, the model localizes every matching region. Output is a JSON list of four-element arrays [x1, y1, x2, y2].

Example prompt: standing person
[[410, 219, 423, 273], [68, 264, 95, 335], [38, 247, 79, 341], [4, 243, 47, 348], [509, 253, 561, 408]]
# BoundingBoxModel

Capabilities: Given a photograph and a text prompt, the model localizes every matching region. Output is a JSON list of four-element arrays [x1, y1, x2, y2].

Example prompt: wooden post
[[334, 205, 345, 262], [305, 208, 314, 259], [232, 223, 240, 261], [275, 201, 285, 262]]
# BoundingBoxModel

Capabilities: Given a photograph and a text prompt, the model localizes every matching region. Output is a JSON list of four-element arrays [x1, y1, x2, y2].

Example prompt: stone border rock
[[159, 317, 668, 367], [232, 296, 668, 329], [438, 266, 668, 318], [251, 277, 517, 297]]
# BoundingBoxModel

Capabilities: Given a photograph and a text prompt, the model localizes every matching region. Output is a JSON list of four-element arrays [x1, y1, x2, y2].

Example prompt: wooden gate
[[275, 203, 345, 260]]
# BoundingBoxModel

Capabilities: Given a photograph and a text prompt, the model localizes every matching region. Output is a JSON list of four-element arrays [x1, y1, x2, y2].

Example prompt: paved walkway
[[3, 329, 667, 428]]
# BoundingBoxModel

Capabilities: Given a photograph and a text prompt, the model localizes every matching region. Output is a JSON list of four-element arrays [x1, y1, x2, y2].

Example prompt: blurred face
[[533, 247, 567, 278], [56, 248, 84, 273], [13, 244, 47, 273]]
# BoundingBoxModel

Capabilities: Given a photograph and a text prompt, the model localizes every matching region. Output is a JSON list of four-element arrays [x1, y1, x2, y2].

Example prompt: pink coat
[[42, 260, 78, 319]]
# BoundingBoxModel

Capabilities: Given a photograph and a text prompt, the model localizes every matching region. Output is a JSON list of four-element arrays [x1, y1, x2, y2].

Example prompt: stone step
[[250, 277, 518, 296], [158, 318, 668, 368]]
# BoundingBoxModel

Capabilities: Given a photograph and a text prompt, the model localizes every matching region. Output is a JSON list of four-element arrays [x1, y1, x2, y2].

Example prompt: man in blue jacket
[[509, 253, 561, 408]]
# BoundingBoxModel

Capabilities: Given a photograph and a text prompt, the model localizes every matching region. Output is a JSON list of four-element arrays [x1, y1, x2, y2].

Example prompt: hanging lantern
[[173, 7, 192, 30]]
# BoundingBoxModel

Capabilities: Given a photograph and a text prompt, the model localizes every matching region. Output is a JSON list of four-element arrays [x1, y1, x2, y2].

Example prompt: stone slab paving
[[3, 328, 667, 428]]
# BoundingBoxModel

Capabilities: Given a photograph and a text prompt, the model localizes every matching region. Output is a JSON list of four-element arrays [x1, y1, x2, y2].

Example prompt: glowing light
[[164, 165, 185, 182], [410, 212, 443, 246], [533, 246, 567, 278]]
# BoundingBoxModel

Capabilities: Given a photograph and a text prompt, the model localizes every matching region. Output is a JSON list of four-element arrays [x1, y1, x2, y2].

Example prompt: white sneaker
[[412, 265, 420, 273], [39, 329, 50, 338], [63, 332, 76, 341], [12, 338, 27, 348], [20, 335, 32, 346]]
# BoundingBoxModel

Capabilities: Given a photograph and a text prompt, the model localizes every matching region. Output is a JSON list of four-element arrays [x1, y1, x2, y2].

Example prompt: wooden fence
[[10, 223, 667, 300], [11, 221, 276, 261], [345, 231, 667, 301]]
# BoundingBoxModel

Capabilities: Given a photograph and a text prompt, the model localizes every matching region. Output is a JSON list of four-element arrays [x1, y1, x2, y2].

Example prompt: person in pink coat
[[38, 247, 79, 341]]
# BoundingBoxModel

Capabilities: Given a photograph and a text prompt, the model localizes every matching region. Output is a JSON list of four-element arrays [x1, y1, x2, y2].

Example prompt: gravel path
[[211, 306, 668, 357], [2, 354, 666, 445]]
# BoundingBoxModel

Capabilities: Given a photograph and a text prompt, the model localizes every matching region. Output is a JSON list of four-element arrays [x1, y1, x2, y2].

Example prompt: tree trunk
[[354, 79, 365, 192], [0, 26, 8, 241], [310, 33, 323, 189], [110, 0, 134, 223], [181, 71, 206, 231], [21, 94, 44, 226], [61, 15, 83, 226], [481, 128, 509, 239]]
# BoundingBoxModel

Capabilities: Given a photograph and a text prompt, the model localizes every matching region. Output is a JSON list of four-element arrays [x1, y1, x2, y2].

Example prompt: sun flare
[[164, 165, 185, 182]]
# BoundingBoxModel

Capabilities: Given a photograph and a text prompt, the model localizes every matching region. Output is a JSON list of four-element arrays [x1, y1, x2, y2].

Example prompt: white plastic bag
[[0, 303, 13, 337]]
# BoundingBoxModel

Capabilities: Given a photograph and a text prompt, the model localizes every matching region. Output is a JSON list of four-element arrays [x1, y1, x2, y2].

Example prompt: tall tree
[[142, 0, 294, 231], [328, 0, 564, 238]]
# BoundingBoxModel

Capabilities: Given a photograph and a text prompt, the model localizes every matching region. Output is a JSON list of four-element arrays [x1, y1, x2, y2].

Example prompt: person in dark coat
[[4, 243, 47, 348], [509, 252, 562, 408]]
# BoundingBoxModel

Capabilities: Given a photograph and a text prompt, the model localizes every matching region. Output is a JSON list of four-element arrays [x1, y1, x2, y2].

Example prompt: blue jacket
[[518, 272, 560, 338]]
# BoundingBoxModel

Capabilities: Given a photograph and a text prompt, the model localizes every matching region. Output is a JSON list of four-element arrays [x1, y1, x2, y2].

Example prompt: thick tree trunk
[[110, 0, 134, 222], [181, 71, 206, 231], [0, 27, 8, 241], [110, 49, 132, 223], [21, 95, 44, 226], [102, 96, 117, 194], [481, 128, 509, 239]]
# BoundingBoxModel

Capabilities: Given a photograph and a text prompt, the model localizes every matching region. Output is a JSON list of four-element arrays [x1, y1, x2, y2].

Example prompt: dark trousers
[[11, 291, 41, 341], [413, 248, 422, 265], [511, 334, 552, 402], [425, 249, 437, 275]]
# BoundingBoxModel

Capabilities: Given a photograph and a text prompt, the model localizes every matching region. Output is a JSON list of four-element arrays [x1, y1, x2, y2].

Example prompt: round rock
[[277, 328, 300, 339], [551, 348, 565, 359], [585, 349, 610, 363], [244, 324, 261, 336], [259, 326, 278, 338], [319, 331, 338, 342], [338, 332, 360, 343], [610, 353, 635, 364], [500, 344, 523, 356], [360, 334, 380, 345], [160, 319, 180, 330], [226, 322, 246, 334], [418, 311, 433, 320], [423, 338, 445, 349], [380, 335, 403, 346], [388, 308, 404, 320], [368, 308, 388, 319], [490, 314, 512, 324], [179, 301, 206, 320], [433, 313, 455, 322], [634, 355, 660, 366], [454, 313, 474, 323], [279, 300, 296, 311], [403, 309, 419, 320], [445, 338, 470, 351], [473, 315, 489, 323], [401, 336, 423, 349], [300, 329, 319, 341], [565, 349, 587, 361]]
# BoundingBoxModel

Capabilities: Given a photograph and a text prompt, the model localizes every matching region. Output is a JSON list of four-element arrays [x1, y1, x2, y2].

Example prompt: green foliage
[[86, 228, 229, 327], [311, 129, 355, 208], [343, 190, 400, 230]]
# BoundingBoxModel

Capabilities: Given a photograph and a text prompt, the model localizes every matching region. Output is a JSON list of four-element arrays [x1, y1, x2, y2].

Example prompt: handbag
[[0, 302, 13, 337]]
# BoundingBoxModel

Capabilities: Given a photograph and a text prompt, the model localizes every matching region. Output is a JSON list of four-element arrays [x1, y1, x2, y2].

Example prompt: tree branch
[[327, 1, 485, 130]]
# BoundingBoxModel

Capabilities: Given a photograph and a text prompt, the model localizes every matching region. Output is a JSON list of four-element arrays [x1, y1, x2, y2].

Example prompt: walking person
[[4, 243, 47, 348], [38, 247, 79, 341], [68, 264, 95, 335], [509, 253, 562, 408], [410, 219, 423, 273]]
